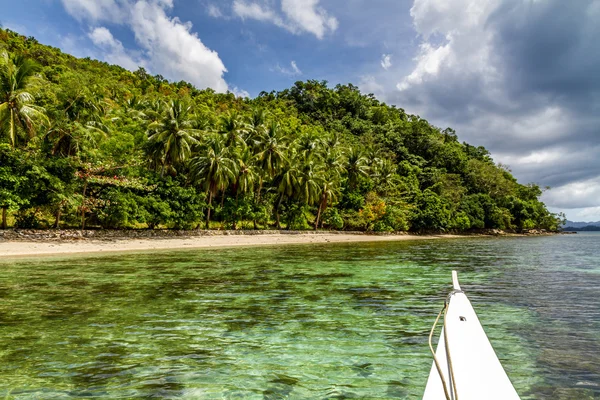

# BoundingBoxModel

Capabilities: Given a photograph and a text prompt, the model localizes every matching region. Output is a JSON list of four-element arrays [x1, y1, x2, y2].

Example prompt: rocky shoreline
[[0, 228, 563, 242]]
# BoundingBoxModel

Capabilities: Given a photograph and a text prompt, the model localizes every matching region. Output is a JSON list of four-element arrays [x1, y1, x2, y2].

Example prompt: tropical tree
[[273, 159, 301, 229], [345, 147, 369, 188], [0, 52, 46, 147], [254, 120, 288, 204], [45, 86, 109, 157], [147, 99, 201, 176], [219, 111, 248, 148], [231, 146, 258, 229], [314, 145, 345, 229], [191, 134, 238, 228]]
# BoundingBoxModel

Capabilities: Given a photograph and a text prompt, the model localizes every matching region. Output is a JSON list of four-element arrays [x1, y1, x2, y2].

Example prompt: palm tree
[[296, 130, 321, 161], [346, 147, 369, 189], [45, 89, 109, 157], [273, 159, 301, 229], [246, 108, 267, 143], [219, 111, 248, 148], [147, 99, 201, 176], [314, 177, 341, 229], [255, 120, 287, 183], [231, 146, 258, 229], [314, 146, 345, 229], [0, 52, 47, 147], [191, 134, 238, 229], [372, 158, 396, 186], [45, 117, 107, 157], [297, 158, 323, 206], [253, 120, 288, 220]]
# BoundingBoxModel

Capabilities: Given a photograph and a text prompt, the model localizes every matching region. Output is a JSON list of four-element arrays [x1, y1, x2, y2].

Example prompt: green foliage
[[0, 28, 563, 232]]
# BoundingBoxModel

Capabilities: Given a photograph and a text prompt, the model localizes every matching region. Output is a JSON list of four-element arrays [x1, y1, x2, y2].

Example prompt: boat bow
[[423, 271, 521, 400]]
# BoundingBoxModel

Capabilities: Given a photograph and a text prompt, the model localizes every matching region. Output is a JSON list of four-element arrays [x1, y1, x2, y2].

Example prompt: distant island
[[0, 28, 564, 233], [562, 220, 600, 231]]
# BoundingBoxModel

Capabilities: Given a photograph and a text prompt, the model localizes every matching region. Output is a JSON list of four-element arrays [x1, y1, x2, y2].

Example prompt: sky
[[1, 0, 599, 221]]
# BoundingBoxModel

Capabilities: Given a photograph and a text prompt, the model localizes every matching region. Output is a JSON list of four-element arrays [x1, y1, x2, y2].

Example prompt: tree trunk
[[1, 206, 6, 229], [205, 191, 213, 229], [320, 198, 329, 229], [275, 195, 283, 229], [253, 178, 263, 230], [81, 182, 87, 232], [220, 190, 225, 207], [314, 201, 323, 230], [54, 209, 61, 229], [233, 191, 239, 230]]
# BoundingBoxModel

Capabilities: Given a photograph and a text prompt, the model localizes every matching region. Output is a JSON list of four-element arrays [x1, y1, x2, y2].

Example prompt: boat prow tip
[[452, 270, 461, 291]]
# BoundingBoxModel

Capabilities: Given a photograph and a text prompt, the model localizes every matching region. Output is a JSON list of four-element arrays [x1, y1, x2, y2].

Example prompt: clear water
[[1, 233, 599, 399]]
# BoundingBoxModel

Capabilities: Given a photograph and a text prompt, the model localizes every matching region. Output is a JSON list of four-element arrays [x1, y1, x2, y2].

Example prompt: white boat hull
[[423, 272, 520, 400]]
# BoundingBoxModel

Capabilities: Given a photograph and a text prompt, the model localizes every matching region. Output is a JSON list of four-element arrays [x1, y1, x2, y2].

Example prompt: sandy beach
[[0, 233, 463, 258]]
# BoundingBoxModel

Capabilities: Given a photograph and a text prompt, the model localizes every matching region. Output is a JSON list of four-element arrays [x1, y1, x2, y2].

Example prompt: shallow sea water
[[1, 233, 599, 399]]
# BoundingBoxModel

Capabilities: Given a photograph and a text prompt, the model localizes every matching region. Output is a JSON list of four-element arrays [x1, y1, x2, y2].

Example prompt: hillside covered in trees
[[0, 28, 563, 232]]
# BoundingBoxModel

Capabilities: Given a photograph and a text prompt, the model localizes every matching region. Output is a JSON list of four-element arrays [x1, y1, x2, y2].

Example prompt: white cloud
[[61, 0, 229, 92], [206, 4, 223, 18], [60, 0, 130, 23], [88, 27, 142, 71], [381, 54, 392, 70], [233, 0, 283, 23], [281, 0, 338, 39], [359, 75, 386, 100], [232, 0, 337, 39], [397, 40, 452, 90], [542, 177, 600, 210], [275, 60, 302, 76], [230, 86, 250, 98], [383, 0, 600, 220], [129, 1, 228, 92]]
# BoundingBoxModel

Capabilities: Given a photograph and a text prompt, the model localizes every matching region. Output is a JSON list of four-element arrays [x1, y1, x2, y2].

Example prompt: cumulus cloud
[[275, 60, 302, 76], [281, 0, 338, 39], [206, 4, 224, 18], [129, 1, 228, 92], [233, 0, 282, 23], [359, 75, 385, 99], [381, 54, 392, 70], [61, 0, 130, 23], [232, 0, 337, 39], [374, 0, 600, 220], [230, 86, 250, 98], [88, 27, 142, 71], [61, 0, 229, 92]]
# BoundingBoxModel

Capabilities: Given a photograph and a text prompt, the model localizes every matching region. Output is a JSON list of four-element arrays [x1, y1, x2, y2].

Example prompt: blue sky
[[2, 0, 600, 221]]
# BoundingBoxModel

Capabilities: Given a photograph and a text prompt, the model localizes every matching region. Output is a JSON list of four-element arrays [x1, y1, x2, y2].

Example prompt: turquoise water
[[1, 233, 599, 399]]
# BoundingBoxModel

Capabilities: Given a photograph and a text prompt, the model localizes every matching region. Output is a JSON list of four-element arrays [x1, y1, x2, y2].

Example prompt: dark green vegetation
[[0, 29, 563, 232]]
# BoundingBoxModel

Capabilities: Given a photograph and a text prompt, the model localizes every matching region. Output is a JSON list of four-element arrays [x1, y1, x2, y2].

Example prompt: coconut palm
[[231, 146, 259, 229], [346, 147, 369, 189], [0, 52, 47, 147], [147, 99, 201, 176], [297, 158, 323, 206], [314, 177, 341, 229], [246, 108, 267, 143], [255, 121, 287, 177], [254, 120, 288, 203], [45, 88, 109, 157], [219, 111, 248, 148], [191, 134, 238, 229], [273, 159, 301, 229], [45, 117, 107, 157], [314, 146, 345, 229]]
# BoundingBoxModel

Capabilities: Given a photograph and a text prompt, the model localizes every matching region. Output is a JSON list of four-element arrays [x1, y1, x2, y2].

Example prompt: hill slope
[[0, 28, 563, 232]]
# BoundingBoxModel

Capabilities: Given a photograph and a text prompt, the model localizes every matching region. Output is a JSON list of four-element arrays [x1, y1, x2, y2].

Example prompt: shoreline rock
[[0, 228, 560, 242]]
